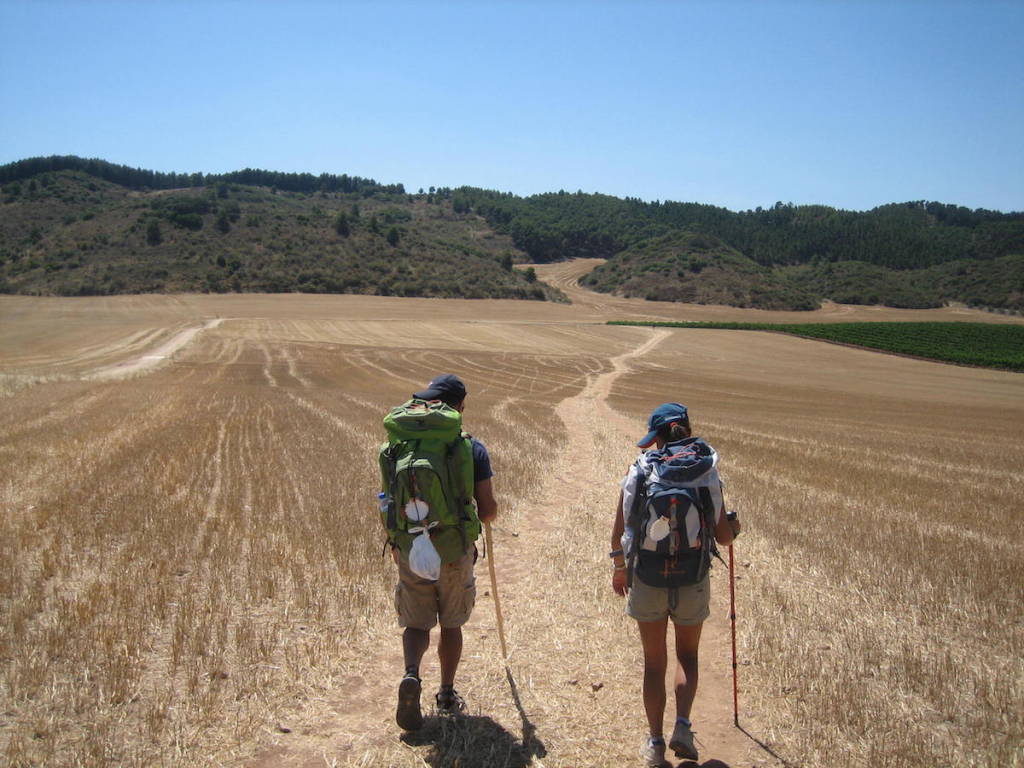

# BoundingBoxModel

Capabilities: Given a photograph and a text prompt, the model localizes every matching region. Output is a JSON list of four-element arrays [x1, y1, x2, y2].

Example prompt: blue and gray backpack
[[625, 437, 722, 589]]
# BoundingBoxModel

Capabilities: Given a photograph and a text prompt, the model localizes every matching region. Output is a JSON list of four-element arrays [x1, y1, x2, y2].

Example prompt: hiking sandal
[[396, 674, 423, 731], [435, 686, 466, 714]]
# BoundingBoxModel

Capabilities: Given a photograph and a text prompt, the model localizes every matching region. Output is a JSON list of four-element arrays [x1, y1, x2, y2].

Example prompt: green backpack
[[379, 399, 480, 564]]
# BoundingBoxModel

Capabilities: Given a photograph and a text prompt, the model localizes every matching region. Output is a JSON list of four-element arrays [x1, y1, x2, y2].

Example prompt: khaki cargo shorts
[[626, 573, 710, 625], [395, 549, 476, 630]]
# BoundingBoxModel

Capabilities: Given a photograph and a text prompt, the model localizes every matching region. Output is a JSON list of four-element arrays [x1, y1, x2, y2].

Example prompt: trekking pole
[[728, 540, 739, 726], [484, 520, 509, 661]]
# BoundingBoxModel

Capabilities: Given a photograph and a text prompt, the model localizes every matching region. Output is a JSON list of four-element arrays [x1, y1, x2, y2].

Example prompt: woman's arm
[[713, 500, 740, 546], [611, 490, 627, 596]]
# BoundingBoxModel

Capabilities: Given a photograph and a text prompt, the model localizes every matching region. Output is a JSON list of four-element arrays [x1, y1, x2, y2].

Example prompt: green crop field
[[608, 321, 1024, 372]]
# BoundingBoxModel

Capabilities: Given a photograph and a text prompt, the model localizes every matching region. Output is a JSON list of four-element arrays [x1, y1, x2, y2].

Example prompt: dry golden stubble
[[2, 329, 615, 766], [2, 299, 1022, 766]]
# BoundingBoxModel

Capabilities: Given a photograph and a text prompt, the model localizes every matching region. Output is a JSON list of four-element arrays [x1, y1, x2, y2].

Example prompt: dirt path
[[243, 325, 749, 767], [491, 327, 748, 766]]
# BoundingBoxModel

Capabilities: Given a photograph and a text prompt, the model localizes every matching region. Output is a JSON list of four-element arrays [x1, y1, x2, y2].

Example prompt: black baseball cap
[[637, 402, 689, 448], [413, 374, 467, 406]]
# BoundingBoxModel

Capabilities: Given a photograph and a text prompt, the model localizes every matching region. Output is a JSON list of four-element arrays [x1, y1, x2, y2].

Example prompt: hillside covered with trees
[[460, 187, 1024, 311], [0, 157, 559, 301], [2, 156, 1022, 311], [581, 231, 821, 310]]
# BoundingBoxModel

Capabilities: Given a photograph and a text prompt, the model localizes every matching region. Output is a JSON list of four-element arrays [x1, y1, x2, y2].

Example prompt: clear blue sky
[[2, 0, 1021, 212]]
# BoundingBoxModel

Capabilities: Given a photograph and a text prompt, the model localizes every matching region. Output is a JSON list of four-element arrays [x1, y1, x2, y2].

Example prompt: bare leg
[[637, 619, 669, 737], [438, 627, 463, 687], [397, 627, 430, 731], [403, 627, 430, 675], [672, 622, 702, 719]]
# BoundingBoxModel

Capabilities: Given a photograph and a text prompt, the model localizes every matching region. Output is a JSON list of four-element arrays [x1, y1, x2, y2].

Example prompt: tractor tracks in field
[[89, 318, 224, 380]]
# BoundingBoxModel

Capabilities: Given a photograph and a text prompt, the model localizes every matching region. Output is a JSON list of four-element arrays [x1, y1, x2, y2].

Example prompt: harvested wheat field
[[1, 261, 1022, 768]]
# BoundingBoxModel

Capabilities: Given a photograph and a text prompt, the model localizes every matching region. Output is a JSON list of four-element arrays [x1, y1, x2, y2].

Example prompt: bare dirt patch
[[90, 319, 224, 379]]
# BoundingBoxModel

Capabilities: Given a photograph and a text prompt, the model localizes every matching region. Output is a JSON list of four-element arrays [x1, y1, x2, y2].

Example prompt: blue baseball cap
[[637, 402, 689, 448], [413, 374, 467, 406]]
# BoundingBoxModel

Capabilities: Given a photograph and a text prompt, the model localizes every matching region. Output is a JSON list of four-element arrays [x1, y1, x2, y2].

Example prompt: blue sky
[[2, 0, 1021, 212]]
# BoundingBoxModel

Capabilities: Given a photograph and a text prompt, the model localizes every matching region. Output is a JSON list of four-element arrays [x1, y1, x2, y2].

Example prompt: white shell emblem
[[405, 498, 429, 521]]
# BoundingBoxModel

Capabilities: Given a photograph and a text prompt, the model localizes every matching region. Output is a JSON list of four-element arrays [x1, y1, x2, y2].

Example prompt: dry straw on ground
[[1, 269, 1022, 767]]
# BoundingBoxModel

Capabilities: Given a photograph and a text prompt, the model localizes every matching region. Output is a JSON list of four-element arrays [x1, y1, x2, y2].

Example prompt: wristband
[[613, 564, 627, 571], [608, 549, 623, 559]]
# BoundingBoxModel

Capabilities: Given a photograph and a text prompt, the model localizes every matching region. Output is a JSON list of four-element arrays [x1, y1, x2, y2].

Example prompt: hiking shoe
[[669, 719, 699, 760], [641, 736, 670, 768], [396, 674, 423, 731], [435, 685, 466, 714]]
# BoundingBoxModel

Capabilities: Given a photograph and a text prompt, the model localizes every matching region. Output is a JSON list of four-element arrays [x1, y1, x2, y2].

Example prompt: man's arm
[[474, 478, 497, 524]]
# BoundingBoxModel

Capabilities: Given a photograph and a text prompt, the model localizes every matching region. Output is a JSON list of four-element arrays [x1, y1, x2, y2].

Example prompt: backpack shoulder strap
[[697, 485, 726, 568], [379, 443, 400, 532], [625, 457, 651, 589], [628, 457, 650, 520], [444, 436, 472, 512], [445, 433, 479, 549]]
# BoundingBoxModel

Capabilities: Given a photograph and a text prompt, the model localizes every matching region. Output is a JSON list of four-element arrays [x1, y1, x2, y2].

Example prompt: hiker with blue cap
[[609, 403, 741, 766]]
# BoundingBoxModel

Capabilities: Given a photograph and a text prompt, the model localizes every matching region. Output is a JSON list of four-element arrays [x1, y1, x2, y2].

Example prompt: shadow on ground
[[737, 724, 802, 768], [399, 664, 549, 767], [401, 710, 546, 768]]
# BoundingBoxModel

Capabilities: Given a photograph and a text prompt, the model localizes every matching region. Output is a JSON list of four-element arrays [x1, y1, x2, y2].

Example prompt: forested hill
[[1, 156, 1022, 311], [459, 187, 1024, 269], [0, 154, 407, 197], [456, 187, 1024, 310], [0, 158, 560, 301]]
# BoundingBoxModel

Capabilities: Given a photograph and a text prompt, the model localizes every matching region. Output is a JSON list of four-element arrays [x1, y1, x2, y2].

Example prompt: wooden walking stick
[[484, 520, 509, 661], [728, 540, 739, 726]]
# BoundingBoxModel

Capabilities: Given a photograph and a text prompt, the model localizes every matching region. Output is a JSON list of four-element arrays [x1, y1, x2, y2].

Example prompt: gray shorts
[[395, 549, 476, 630], [626, 573, 710, 625]]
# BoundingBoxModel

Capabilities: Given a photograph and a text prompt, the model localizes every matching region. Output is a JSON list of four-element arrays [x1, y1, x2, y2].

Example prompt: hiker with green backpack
[[379, 374, 498, 732], [609, 403, 741, 767]]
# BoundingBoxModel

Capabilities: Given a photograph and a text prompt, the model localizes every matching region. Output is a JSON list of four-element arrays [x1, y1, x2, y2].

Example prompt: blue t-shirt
[[471, 438, 493, 483]]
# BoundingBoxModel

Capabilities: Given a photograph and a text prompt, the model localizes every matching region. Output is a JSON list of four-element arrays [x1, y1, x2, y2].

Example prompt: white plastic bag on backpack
[[648, 515, 671, 542], [408, 523, 441, 581]]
